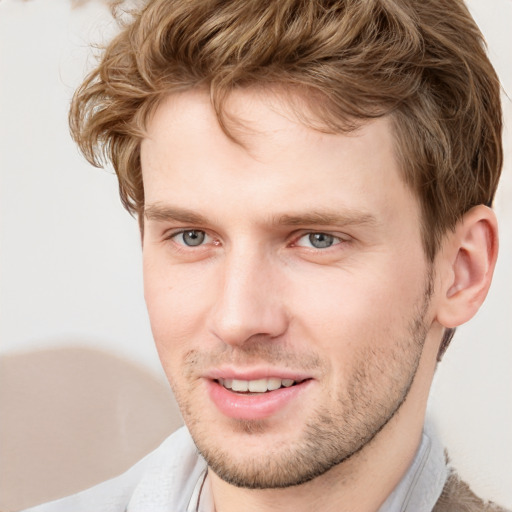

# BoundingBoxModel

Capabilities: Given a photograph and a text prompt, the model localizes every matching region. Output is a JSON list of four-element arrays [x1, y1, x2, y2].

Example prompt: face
[[141, 89, 435, 489]]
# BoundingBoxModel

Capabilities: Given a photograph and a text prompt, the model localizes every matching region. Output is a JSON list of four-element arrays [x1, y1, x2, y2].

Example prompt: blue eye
[[296, 233, 340, 249], [174, 230, 207, 246]]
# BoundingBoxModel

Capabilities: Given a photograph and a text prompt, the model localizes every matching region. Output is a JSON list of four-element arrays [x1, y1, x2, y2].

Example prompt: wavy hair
[[70, 0, 502, 262]]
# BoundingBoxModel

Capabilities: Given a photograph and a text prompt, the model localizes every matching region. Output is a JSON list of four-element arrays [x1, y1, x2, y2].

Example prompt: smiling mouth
[[216, 377, 308, 394]]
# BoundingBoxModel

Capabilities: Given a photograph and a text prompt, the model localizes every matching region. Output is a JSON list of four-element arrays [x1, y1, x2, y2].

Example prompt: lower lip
[[206, 379, 312, 420]]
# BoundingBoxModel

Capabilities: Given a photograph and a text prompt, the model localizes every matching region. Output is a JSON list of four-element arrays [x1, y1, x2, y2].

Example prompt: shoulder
[[22, 427, 205, 512], [433, 469, 511, 512]]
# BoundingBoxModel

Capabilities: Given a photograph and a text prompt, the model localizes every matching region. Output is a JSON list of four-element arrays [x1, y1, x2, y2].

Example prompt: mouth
[[216, 377, 305, 394], [207, 376, 313, 420]]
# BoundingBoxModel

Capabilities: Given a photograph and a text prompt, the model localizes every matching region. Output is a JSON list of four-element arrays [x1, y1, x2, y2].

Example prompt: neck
[[210, 394, 428, 512]]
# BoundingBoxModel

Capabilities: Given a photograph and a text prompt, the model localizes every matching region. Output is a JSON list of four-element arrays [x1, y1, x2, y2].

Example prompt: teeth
[[218, 377, 297, 392], [267, 378, 282, 391], [231, 379, 249, 392], [248, 379, 268, 392]]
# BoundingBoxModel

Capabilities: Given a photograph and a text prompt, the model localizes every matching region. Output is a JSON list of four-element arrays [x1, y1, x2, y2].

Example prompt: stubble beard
[[169, 277, 433, 490]]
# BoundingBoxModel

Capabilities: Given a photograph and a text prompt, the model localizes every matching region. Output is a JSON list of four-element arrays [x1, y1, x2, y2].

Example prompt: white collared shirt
[[25, 422, 447, 512]]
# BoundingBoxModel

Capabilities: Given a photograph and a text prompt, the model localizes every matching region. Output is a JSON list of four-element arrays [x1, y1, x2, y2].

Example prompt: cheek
[[288, 260, 426, 349], [143, 257, 214, 357]]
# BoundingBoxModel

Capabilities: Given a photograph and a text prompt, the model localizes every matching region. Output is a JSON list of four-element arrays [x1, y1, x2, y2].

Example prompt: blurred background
[[0, 0, 511, 510]]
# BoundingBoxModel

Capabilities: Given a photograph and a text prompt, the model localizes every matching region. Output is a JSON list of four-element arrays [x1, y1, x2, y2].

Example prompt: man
[[25, 0, 507, 510]]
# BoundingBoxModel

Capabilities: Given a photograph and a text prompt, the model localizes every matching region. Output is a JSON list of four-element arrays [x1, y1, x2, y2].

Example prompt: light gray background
[[1, 0, 511, 507]]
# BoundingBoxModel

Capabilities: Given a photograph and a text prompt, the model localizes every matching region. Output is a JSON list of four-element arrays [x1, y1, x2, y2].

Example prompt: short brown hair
[[70, 0, 503, 261]]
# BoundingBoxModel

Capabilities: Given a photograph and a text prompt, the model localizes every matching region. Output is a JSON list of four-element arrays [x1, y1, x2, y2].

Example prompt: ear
[[435, 205, 499, 328]]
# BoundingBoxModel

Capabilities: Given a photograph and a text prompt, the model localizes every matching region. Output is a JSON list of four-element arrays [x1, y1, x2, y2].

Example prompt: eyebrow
[[144, 203, 378, 228], [144, 204, 208, 225], [275, 211, 378, 227]]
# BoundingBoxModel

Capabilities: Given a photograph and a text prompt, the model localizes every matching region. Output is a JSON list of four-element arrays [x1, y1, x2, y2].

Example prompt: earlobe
[[436, 205, 498, 329]]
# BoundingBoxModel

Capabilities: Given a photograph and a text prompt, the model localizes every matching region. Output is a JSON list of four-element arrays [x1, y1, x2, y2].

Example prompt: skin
[[140, 89, 497, 512]]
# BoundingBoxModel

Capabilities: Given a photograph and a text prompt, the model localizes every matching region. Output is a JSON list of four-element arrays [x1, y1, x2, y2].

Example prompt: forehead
[[144, 87, 392, 156], [140, 88, 419, 231]]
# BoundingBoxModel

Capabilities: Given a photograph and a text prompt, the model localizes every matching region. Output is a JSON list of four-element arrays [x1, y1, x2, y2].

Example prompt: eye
[[172, 230, 210, 247], [295, 232, 342, 249]]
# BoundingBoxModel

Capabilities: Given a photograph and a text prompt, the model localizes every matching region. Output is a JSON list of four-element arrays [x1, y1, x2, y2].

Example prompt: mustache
[[182, 341, 323, 377]]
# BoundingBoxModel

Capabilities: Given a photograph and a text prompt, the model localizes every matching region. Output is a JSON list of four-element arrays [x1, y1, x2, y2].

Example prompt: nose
[[209, 247, 289, 347]]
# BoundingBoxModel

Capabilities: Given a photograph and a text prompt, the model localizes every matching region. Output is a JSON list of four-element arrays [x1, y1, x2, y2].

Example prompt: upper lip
[[205, 367, 313, 382]]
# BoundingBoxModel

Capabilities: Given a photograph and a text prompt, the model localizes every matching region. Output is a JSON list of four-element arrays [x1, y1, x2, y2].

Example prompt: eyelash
[[166, 229, 217, 249], [165, 229, 347, 252], [293, 232, 345, 250]]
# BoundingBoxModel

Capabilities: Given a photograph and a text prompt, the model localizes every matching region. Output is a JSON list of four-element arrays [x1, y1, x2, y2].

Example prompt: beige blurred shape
[[0, 346, 184, 511]]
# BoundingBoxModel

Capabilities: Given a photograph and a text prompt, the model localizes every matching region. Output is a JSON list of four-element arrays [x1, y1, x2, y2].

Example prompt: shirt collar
[[377, 421, 448, 512]]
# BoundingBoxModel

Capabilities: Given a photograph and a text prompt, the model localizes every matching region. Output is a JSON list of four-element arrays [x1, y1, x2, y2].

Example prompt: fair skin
[[140, 89, 498, 512]]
